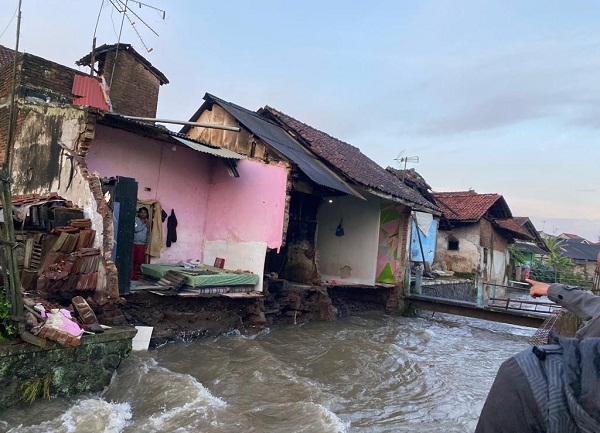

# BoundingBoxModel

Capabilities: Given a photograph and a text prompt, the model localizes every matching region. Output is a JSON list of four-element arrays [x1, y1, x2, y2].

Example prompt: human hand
[[526, 279, 550, 298]]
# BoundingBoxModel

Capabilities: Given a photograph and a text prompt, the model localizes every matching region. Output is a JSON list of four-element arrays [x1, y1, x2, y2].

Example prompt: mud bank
[[121, 278, 397, 347]]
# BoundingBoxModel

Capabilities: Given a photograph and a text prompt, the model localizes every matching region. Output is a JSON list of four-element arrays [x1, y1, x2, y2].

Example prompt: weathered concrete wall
[[317, 193, 380, 285], [435, 224, 481, 273], [421, 280, 477, 302], [479, 219, 509, 283], [0, 327, 136, 409], [9, 104, 120, 305]]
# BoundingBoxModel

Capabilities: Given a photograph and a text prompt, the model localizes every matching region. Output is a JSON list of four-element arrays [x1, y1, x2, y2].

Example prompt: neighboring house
[[558, 239, 600, 278], [512, 216, 548, 263], [433, 190, 532, 284], [261, 107, 440, 285], [558, 233, 591, 244]]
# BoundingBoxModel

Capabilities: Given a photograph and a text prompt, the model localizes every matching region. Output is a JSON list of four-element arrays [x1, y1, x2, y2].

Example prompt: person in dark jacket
[[475, 279, 600, 433]]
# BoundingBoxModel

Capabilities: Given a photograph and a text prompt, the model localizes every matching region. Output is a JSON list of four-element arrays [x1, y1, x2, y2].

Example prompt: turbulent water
[[0, 312, 533, 433]]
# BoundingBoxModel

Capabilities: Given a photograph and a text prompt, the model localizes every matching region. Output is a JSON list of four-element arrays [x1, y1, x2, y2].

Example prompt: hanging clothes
[[166, 209, 178, 247], [137, 199, 164, 258]]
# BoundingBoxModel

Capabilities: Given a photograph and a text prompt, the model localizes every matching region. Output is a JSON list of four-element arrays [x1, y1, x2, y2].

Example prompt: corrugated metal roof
[[172, 136, 245, 160], [72, 74, 109, 111], [100, 113, 245, 161], [560, 239, 600, 262], [204, 94, 358, 196]]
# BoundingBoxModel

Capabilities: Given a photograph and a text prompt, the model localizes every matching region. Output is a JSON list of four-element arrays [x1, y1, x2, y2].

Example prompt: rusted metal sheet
[[72, 75, 109, 111]]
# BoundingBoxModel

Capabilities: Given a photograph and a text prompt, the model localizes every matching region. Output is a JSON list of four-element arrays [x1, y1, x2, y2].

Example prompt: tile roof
[[76, 43, 169, 85], [494, 218, 533, 240], [0, 44, 14, 70], [263, 107, 439, 212], [194, 94, 358, 196], [512, 216, 529, 227], [433, 190, 509, 221]]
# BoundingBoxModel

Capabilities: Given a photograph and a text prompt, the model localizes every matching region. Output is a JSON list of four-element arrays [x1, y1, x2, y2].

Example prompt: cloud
[[410, 41, 600, 135]]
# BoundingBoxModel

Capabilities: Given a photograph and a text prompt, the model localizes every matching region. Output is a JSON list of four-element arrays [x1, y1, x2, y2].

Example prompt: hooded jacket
[[476, 284, 600, 433]]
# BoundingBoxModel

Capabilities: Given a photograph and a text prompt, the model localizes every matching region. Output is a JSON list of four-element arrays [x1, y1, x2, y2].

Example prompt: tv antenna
[[394, 150, 419, 170]]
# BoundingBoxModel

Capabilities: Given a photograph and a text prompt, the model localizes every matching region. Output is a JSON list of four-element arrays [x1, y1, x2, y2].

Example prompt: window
[[448, 239, 459, 250]]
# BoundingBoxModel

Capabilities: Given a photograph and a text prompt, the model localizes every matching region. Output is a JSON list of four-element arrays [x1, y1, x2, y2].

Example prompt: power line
[[0, 3, 19, 42]]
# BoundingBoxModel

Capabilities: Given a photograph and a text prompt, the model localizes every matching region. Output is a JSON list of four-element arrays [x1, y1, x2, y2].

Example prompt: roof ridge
[[266, 106, 361, 152], [207, 94, 283, 128]]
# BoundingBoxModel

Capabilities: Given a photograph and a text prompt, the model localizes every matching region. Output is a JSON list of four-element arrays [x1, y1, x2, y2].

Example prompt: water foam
[[6, 398, 131, 433]]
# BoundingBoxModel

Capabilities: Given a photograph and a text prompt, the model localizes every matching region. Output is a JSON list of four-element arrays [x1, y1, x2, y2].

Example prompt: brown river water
[[1, 312, 532, 433]]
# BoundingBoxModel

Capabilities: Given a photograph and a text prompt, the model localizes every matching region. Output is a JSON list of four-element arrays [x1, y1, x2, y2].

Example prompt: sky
[[2, 0, 600, 240]]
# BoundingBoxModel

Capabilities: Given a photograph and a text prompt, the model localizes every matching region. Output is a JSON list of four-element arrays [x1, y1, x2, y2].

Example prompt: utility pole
[[1, 0, 25, 337]]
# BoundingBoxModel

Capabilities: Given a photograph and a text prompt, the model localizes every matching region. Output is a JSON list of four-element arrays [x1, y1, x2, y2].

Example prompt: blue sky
[[3, 0, 600, 240]]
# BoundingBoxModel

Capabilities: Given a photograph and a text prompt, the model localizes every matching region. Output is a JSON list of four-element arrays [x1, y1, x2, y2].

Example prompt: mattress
[[140, 264, 259, 287]]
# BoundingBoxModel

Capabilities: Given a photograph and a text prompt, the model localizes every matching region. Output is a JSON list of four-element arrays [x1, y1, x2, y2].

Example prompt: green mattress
[[140, 264, 259, 287]]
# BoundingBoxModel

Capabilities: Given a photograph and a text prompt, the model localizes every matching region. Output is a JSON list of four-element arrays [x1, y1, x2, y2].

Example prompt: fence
[[529, 267, 594, 290]]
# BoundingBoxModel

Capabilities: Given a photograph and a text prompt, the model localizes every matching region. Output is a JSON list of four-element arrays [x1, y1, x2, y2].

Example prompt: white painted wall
[[203, 240, 267, 292], [317, 194, 380, 285]]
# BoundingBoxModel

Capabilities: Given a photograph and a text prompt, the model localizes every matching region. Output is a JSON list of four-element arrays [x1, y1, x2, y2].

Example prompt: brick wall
[[102, 51, 160, 117]]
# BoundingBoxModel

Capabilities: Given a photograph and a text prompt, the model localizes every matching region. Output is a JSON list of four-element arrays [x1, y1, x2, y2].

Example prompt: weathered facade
[[262, 107, 440, 290], [433, 191, 532, 284]]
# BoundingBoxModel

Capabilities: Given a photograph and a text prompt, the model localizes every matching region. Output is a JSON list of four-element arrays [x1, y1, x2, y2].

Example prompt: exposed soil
[[121, 278, 399, 347]]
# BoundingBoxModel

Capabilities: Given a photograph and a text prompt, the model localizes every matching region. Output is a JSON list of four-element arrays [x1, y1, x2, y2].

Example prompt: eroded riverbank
[[1, 311, 532, 432]]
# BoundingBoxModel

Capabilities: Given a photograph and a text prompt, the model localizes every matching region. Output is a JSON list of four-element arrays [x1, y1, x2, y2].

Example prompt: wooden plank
[[221, 292, 264, 299]]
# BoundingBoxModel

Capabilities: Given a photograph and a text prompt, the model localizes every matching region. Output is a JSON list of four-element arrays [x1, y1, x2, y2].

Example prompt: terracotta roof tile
[[0, 44, 15, 70], [494, 218, 533, 240], [264, 107, 438, 212], [433, 190, 504, 221]]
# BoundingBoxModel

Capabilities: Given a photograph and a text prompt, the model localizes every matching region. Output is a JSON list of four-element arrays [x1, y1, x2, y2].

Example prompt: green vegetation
[[528, 238, 592, 289], [18, 375, 52, 404], [0, 289, 17, 342]]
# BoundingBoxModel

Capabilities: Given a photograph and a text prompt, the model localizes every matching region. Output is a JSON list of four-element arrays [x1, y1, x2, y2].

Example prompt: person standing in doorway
[[131, 207, 149, 280]]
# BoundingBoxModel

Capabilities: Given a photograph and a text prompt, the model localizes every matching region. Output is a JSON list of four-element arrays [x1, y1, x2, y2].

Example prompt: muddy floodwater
[[1, 312, 532, 433]]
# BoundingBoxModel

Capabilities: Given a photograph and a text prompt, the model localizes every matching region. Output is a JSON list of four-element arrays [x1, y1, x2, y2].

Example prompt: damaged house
[[432, 190, 533, 284], [0, 44, 292, 338], [261, 108, 441, 288], [182, 94, 440, 315]]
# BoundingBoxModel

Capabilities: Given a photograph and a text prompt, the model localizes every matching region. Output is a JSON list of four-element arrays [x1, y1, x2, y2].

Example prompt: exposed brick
[[101, 51, 160, 117]]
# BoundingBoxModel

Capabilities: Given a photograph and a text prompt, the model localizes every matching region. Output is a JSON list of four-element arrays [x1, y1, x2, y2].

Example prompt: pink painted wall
[[87, 125, 211, 263], [204, 160, 288, 249]]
